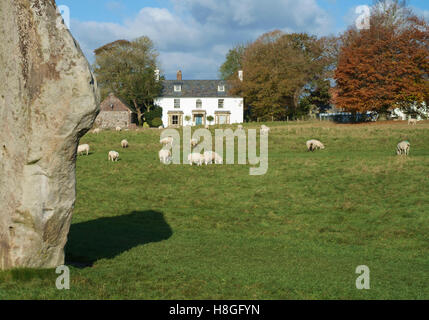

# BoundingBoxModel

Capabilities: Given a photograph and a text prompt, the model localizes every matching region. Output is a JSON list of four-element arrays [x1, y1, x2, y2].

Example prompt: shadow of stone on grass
[[65, 211, 172, 268]]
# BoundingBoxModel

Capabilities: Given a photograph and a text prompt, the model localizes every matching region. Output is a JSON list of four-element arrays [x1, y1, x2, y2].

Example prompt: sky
[[58, 0, 429, 80]]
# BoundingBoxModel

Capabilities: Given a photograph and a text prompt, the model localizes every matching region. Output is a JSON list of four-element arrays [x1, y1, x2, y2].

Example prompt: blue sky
[[58, 0, 429, 79]]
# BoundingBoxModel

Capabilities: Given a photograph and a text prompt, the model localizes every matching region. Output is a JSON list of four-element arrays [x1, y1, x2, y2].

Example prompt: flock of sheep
[[78, 123, 413, 164]]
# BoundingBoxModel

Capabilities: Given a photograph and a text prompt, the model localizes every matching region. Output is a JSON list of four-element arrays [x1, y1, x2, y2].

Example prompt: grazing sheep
[[116, 126, 122, 132], [203, 151, 223, 165], [408, 119, 417, 125], [93, 128, 101, 134], [261, 125, 270, 135], [121, 139, 129, 148], [188, 153, 204, 166], [159, 149, 172, 164], [160, 137, 174, 146], [237, 125, 243, 130], [158, 126, 164, 130], [306, 139, 325, 152], [77, 144, 90, 156], [108, 151, 119, 162], [190, 139, 199, 147], [397, 141, 410, 156]]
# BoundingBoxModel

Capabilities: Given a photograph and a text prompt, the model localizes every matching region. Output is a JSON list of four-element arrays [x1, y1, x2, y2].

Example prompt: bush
[[143, 122, 150, 128], [151, 117, 163, 128], [145, 106, 163, 127]]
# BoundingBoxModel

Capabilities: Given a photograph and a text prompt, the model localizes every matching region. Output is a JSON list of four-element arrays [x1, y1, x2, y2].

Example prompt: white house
[[154, 70, 244, 127]]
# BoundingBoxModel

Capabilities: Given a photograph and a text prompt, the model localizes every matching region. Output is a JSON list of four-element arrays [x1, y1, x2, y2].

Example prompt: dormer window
[[174, 85, 182, 92], [218, 85, 225, 92]]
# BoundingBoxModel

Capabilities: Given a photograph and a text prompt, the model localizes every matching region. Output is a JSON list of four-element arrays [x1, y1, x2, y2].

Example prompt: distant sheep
[[116, 126, 122, 132], [237, 125, 243, 130], [188, 153, 204, 166], [158, 126, 164, 130], [93, 128, 101, 134], [159, 149, 172, 164], [203, 151, 223, 165], [397, 141, 410, 156], [121, 139, 129, 148], [408, 119, 417, 125], [77, 144, 90, 156], [108, 151, 119, 162], [160, 137, 174, 146], [306, 139, 325, 152], [261, 125, 270, 135]]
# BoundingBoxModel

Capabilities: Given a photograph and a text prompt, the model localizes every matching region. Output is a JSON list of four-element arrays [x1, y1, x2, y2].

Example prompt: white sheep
[[188, 153, 204, 166], [397, 141, 410, 156], [158, 125, 164, 130], [116, 126, 122, 132], [408, 119, 417, 125], [203, 151, 223, 165], [190, 139, 199, 147], [159, 149, 172, 164], [160, 137, 174, 146], [237, 125, 243, 130], [77, 144, 90, 156], [108, 151, 119, 162], [261, 125, 270, 135], [121, 139, 129, 148], [306, 139, 325, 152], [93, 128, 101, 134]]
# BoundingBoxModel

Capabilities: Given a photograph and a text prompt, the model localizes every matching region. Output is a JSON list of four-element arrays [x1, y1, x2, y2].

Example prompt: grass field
[[1, 121, 428, 299]]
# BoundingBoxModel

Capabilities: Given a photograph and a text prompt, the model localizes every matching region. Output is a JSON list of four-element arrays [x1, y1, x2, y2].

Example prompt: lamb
[[408, 119, 417, 125], [203, 151, 223, 165], [188, 153, 204, 166], [160, 137, 174, 146], [159, 149, 172, 164], [190, 139, 199, 147], [306, 139, 325, 152], [77, 144, 90, 156], [108, 151, 119, 162], [116, 126, 122, 132], [397, 141, 410, 156], [93, 128, 101, 134], [121, 139, 129, 148], [261, 125, 270, 135]]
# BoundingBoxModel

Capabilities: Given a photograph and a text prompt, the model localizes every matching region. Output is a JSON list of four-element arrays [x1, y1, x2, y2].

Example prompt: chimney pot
[[177, 70, 182, 81]]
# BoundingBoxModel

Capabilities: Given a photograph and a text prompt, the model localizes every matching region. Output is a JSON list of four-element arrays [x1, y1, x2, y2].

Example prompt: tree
[[93, 37, 163, 125], [219, 44, 246, 80], [207, 115, 214, 125], [229, 31, 331, 121], [333, 0, 429, 117]]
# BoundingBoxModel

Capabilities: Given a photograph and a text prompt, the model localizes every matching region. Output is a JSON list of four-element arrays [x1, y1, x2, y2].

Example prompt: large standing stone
[[0, 0, 100, 269]]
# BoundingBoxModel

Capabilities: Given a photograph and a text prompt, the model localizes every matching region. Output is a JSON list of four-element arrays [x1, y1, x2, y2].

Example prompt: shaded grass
[[0, 121, 428, 299]]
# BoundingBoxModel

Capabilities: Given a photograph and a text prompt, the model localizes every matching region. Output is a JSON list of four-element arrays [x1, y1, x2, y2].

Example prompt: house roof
[[100, 93, 136, 113], [159, 80, 240, 98]]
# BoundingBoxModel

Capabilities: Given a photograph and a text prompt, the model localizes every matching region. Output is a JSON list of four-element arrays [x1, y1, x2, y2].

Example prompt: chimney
[[155, 69, 160, 82], [238, 70, 243, 82], [177, 70, 182, 81]]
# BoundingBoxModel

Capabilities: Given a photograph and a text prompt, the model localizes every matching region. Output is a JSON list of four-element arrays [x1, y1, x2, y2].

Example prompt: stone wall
[[95, 111, 131, 129]]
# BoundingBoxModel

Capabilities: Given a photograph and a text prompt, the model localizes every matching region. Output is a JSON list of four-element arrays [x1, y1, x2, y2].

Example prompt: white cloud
[[69, 0, 334, 79]]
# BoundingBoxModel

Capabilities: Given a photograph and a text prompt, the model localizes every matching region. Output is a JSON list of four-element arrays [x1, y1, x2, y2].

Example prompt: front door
[[195, 115, 203, 126]]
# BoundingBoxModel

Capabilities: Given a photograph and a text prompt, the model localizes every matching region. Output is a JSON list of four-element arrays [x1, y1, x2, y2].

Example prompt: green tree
[[219, 44, 246, 80], [93, 37, 163, 125]]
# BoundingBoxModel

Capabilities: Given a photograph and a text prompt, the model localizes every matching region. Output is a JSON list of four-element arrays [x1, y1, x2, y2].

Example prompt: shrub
[[151, 117, 163, 128], [145, 106, 163, 126], [143, 122, 150, 128]]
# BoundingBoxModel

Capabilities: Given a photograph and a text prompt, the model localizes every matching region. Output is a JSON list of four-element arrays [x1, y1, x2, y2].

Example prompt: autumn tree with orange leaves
[[333, 0, 429, 117]]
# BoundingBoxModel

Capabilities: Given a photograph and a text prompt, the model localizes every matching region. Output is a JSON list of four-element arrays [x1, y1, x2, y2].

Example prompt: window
[[218, 85, 225, 92], [174, 99, 180, 108], [196, 99, 202, 109], [174, 85, 182, 92], [172, 115, 179, 125], [218, 99, 224, 109]]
